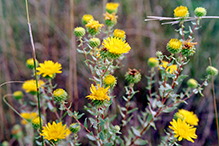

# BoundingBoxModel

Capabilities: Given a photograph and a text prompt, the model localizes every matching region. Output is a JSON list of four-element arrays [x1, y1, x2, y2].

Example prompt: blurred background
[[0, 0, 219, 145]]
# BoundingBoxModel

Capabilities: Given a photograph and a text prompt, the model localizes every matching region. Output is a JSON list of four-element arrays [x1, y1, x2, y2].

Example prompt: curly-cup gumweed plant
[[2, 2, 219, 146]]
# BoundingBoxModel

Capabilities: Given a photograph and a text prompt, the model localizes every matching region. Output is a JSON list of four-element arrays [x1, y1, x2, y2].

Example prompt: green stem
[[209, 58, 219, 145], [3, 94, 30, 125], [25, 0, 43, 145]]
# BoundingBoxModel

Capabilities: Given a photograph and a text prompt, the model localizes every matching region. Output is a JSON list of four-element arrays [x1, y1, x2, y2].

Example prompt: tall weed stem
[[25, 0, 43, 144]]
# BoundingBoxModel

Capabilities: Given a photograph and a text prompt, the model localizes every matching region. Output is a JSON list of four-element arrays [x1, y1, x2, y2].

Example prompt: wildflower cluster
[[3, 2, 219, 146]]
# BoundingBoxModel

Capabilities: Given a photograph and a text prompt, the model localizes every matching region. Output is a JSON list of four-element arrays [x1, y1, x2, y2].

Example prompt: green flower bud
[[69, 123, 81, 133], [104, 75, 117, 87], [187, 78, 198, 88], [148, 57, 159, 67], [13, 91, 23, 100], [11, 124, 23, 139], [74, 27, 86, 38], [114, 125, 120, 132], [125, 68, 141, 84], [206, 66, 218, 76], [82, 14, 94, 25], [26, 58, 38, 69], [53, 88, 68, 102], [32, 117, 43, 129], [89, 38, 101, 48], [194, 7, 207, 17], [2, 141, 9, 146], [156, 51, 163, 57]]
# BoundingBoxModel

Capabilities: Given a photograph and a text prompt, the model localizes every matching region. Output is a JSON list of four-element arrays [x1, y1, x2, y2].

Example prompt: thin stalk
[[186, 18, 199, 41], [209, 58, 219, 146], [181, 22, 184, 40], [25, 0, 43, 144]]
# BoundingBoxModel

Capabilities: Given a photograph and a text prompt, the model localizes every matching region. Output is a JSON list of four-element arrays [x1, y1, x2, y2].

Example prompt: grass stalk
[[25, 0, 44, 145], [209, 58, 219, 146]]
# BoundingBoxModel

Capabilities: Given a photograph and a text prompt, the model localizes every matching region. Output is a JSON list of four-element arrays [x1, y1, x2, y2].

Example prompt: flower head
[[169, 118, 197, 143], [69, 123, 81, 133], [194, 7, 207, 17], [22, 79, 45, 94], [187, 79, 198, 88], [106, 2, 120, 14], [26, 58, 38, 69], [167, 38, 182, 53], [182, 39, 197, 56], [175, 109, 199, 126], [86, 84, 110, 101], [32, 117, 43, 129], [37, 60, 62, 78], [13, 91, 23, 100], [206, 66, 218, 76], [85, 20, 104, 35], [102, 37, 131, 57], [174, 6, 189, 18], [103, 12, 118, 26], [53, 88, 68, 102], [82, 14, 94, 25], [125, 68, 141, 84], [21, 112, 38, 125], [159, 61, 177, 74], [113, 29, 126, 40], [89, 38, 101, 48], [74, 27, 86, 37], [41, 121, 69, 142], [148, 57, 159, 67], [104, 75, 117, 87]]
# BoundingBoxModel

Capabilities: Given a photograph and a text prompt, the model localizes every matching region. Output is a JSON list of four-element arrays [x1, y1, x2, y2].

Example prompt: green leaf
[[134, 138, 148, 145], [162, 106, 176, 113], [47, 102, 54, 111], [77, 48, 84, 54], [87, 133, 96, 141], [122, 96, 128, 101], [99, 131, 104, 140], [84, 118, 87, 128], [127, 108, 138, 114], [103, 143, 113, 146], [131, 127, 141, 137]]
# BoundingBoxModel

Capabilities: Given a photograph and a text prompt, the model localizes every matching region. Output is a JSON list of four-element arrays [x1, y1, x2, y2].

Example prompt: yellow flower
[[106, 2, 120, 13], [159, 61, 177, 74], [26, 58, 38, 69], [176, 109, 199, 126], [41, 121, 69, 142], [32, 117, 43, 125], [148, 57, 159, 67], [113, 29, 125, 39], [32, 117, 43, 129], [169, 118, 197, 143], [103, 12, 118, 21], [21, 112, 38, 125], [13, 91, 23, 100], [167, 38, 182, 53], [37, 60, 62, 78], [82, 14, 94, 25], [85, 20, 104, 31], [104, 75, 116, 86], [102, 37, 131, 55], [22, 79, 45, 94], [174, 6, 189, 17], [86, 84, 110, 101]]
